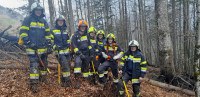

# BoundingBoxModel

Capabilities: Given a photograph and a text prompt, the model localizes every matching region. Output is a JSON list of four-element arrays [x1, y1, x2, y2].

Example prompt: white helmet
[[56, 14, 65, 21], [31, 2, 44, 12], [129, 40, 139, 47]]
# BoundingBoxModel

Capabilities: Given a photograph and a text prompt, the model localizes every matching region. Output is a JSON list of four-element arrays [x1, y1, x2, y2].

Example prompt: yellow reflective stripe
[[125, 55, 128, 59], [74, 48, 79, 52], [90, 39, 96, 43], [51, 34, 54, 39], [121, 57, 125, 61], [137, 92, 141, 96], [141, 67, 147, 70], [30, 74, 39, 77], [99, 73, 104, 78], [40, 71, 47, 75], [40, 71, 47, 73], [98, 42, 103, 44], [55, 48, 70, 54], [119, 91, 125, 94], [30, 74, 39, 79], [132, 79, 140, 84], [80, 36, 87, 40], [20, 26, 29, 30], [96, 49, 99, 52], [63, 72, 70, 77], [74, 68, 81, 71], [133, 58, 141, 61], [120, 52, 124, 54], [120, 62, 124, 66], [67, 40, 70, 43], [26, 49, 47, 52], [38, 22, 44, 26], [83, 72, 89, 75], [45, 35, 51, 39], [88, 46, 92, 49], [30, 22, 37, 26], [140, 61, 147, 65], [38, 48, 47, 52], [53, 30, 61, 33], [45, 29, 50, 32], [114, 79, 119, 83], [30, 22, 44, 26], [20, 33, 28, 38], [74, 68, 81, 73], [104, 71, 108, 74]]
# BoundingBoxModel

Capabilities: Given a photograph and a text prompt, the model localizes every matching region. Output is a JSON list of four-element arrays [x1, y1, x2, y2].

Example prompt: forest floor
[[0, 49, 195, 97]]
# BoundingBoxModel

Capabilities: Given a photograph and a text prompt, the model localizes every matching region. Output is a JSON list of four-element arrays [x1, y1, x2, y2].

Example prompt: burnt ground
[[0, 52, 195, 97]]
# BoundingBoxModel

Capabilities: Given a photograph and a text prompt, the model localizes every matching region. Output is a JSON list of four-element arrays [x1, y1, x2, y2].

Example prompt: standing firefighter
[[71, 20, 93, 88], [88, 27, 99, 85], [98, 33, 123, 85], [96, 30, 108, 77], [19, 2, 51, 93], [118, 40, 147, 97], [51, 15, 71, 87]]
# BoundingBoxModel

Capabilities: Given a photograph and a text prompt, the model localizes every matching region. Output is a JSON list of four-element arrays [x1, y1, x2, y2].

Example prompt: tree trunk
[[68, 0, 75, 34], [194, 0, 200, 96], [28, 0, 35, 13], [48, 0, 55, 28], [155, 0, 175, 82]]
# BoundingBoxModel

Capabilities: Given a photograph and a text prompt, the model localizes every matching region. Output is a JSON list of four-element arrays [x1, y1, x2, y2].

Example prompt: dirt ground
[[0, 54, 195, 97]]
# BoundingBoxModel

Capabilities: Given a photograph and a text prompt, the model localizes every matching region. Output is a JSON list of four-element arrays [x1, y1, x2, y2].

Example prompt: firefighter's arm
[[44, 21, 51, 41], [71, 35, 79, 53], [140, 54, 147, 78], [113, 45, 124, 60], [19, 17, 30, 45]]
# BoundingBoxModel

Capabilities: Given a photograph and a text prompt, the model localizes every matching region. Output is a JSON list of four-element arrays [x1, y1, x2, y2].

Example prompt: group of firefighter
[[18, 2, 147, 97]]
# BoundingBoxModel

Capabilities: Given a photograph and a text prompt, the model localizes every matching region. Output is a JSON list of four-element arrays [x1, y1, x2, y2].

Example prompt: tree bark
[[48, 0, 55, 28], [194, 0, 200, 96], [155, 0, 175, 82], [68, 0, 75, 34]]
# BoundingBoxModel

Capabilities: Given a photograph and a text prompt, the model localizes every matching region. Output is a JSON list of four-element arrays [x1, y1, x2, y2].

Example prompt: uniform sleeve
[[119, 53, 128, 71], [44, 21, 51, 41], [88, 36, 92, 50], [19, 17, 30, 44], [50, 29, 54, 44], [71, 35, 79, 53], [117, 45, 124, 55], [140, 54, 147, 78]]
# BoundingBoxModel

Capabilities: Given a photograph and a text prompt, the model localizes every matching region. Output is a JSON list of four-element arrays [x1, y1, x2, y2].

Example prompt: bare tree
[[194, 0, 200, 96], [48, 0, 55, 28], [155, 0, 175, 82]]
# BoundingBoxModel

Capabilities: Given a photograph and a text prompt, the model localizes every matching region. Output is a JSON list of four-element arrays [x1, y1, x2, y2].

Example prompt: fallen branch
[[144, 78, 195, 96], [0, 50, 24, 64]]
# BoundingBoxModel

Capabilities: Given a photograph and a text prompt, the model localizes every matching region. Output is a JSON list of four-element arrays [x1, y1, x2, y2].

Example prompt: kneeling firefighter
[[98, 33, 123, 85]]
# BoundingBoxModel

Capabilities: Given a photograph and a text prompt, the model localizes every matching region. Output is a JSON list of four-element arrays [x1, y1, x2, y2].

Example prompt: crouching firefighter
[[96, 30, 108, 78], [19, 2, 51, 93], [98, 33, 123, 86], [88, 27, 99, 85], [71, 20, 93, 89], [118, 40, 147, 97], [51, 14, 71, 87]]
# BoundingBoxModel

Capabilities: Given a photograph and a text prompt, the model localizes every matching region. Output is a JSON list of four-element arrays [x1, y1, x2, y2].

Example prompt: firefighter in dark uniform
[[51, 14, 71, 87], [98, 33, 123, 85], [19, 2, 51, 93], [88, 27, 99, 85], [118, 40, 147, 97], [71, 20, 93, 89]]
